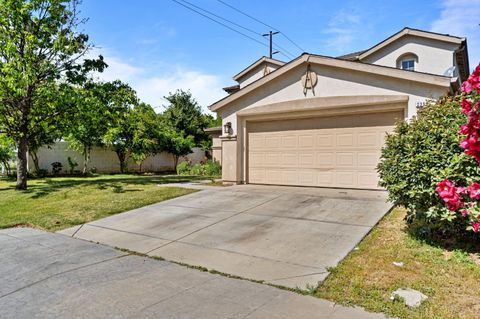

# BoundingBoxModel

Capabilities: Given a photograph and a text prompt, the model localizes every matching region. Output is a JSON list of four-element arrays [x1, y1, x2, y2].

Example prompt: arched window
[[397, 53, 418, 71]]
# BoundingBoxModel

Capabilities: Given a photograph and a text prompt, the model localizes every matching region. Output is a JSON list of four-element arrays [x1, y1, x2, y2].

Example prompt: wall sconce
[[223, 122, 232, 135]]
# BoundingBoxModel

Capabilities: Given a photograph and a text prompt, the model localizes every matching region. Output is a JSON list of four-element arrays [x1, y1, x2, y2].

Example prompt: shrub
[[190, 163, 203, 176], [378, 95, 480, 234], [51, 162, 63, 175], [67, 157, 78, 175], [176, 160, 221, 177], [202, 160, 221, 176], [435, 64, 480, 234], [176, 161, 191, 175]]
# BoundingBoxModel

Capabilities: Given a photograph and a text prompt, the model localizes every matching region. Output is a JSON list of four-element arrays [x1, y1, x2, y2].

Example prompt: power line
[[216, 0, 305, 53], [171, 0, 295, 60], [178, 0, 262, 37]]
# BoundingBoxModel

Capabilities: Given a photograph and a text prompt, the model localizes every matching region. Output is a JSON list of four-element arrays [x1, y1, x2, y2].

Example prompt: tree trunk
[[82, 146, 91, 175], [31, 151, 40, 174], [173, 155, 179, 171], [116, 151, 127, 173], [16, 137, 28, 190]]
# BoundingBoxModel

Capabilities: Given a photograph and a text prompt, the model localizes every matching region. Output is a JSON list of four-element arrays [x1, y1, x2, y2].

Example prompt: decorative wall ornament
[[301, 64, 317, 96]]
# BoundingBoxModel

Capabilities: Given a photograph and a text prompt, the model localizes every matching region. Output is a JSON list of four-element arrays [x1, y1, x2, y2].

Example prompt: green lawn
[[315, 207, 480, 319], [0, 174, 201, 231]]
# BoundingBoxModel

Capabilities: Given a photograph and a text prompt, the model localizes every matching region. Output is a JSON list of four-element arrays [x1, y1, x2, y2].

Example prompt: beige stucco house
[[209, 27, 470, 190]]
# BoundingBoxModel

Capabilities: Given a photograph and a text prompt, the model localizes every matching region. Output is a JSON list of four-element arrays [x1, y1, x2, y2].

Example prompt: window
[[401, 59, 415, 71], [397, 53, 418, 71]]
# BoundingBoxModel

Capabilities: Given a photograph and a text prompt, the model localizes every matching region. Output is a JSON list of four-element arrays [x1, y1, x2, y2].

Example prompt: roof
[[232, 56, 285, 81], [357, 27, 465, 60], [337, 27, 467, 66], [209, 53, 453, 112], [222, 84, 240, 94], [336, 50, 366, 61], [204, 126, 222, 133]]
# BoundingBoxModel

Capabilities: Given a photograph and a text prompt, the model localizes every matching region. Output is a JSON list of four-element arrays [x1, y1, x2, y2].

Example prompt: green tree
[[0, 0, 105, 189], [65, 82, 111, 175], [28, 83, 70, 174], [104, 98, 159, 173], [162, 128, 195, 168], [162, 90, 209, 145], [161, 90, 210, 165], [0, 134, 15, 175]]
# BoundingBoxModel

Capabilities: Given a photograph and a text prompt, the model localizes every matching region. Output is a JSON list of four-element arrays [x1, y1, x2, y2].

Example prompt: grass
[[0, 174, 200, 231], [315, 207, 480, 319]]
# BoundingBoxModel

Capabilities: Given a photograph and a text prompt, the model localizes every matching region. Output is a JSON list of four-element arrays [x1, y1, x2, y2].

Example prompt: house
[[208, 27, 470, 189]]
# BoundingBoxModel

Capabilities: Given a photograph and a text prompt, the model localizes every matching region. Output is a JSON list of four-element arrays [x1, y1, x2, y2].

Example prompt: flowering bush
[[378, 95, 480, 232], [437, 64, 480, 233]]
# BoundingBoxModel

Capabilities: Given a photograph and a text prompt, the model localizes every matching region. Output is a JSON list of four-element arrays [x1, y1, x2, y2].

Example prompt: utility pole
[[262, 31, 279, 58]]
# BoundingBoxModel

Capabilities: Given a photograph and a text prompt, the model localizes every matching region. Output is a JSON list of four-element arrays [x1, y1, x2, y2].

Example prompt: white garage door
[[247, 111, 403, 189]]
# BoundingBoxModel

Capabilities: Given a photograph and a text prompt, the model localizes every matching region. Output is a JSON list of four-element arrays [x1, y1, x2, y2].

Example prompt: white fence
[[28, 141, 206, 174]]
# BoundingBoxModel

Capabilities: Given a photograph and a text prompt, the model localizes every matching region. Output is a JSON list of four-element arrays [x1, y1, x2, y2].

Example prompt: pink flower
[[460, 124, 471, 135], [461, 209, 470, 217], [472, 223, 480, 233], [461, 99, 472, 114], [469, 183, 480, 199], [436, 179, 463, 211], [462, 80, 473, 94]]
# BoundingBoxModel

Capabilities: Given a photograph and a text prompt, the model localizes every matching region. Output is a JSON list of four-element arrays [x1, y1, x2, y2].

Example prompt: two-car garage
[[247, 111, 403, 190]]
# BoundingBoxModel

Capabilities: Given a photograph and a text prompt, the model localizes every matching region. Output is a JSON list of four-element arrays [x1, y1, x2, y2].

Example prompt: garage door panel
[[265, 153, 280, 166], [358, 172, 380, 189], [298, 152, 315, 166], [265, 136, 280, 148], [298, 134, 315, 148], [357, 132, 379, 147], [249, 135, 265, 149], [281, 135, 298, 148], [298, 170, 317, 185], [249, 168, 265, 183], [317, 134, 335, 148], [317, 171, 334, 187], [247, 111, 401, 189], [336, 152, 356, 168], [357, 152, 380, 169], [336, 171, 357, 188], [281, 170, 299, 185], [281, 153, 298, 166], [316, 152, 335, 167], [336, 133, 355, 148]]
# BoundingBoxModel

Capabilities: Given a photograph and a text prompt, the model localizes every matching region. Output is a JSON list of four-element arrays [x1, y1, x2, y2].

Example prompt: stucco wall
[[238, 62, 282, 88], [29, 142, 206, 174], [220, 63, 449, 137], [361, 35, 459, 76]]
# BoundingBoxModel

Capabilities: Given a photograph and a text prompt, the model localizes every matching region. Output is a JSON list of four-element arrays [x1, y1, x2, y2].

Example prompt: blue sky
[[80, 0, 480, 112]]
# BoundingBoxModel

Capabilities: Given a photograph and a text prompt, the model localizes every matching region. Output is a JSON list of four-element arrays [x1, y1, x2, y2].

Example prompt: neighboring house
[[209, 27, 470, 189]]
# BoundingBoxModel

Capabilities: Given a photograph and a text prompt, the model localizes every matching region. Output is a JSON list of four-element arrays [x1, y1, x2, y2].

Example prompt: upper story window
[[401, 59, 415, 71], [397, 53, 418, 71]]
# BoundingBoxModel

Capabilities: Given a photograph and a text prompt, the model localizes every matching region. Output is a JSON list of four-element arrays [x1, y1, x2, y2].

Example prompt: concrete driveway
[[60, 185, 391, 289], [0, 227, 387, 318]]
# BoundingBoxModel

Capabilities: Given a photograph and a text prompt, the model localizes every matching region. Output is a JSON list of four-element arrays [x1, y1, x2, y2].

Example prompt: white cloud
[[430, 0, 480, 70], [85, 48, 226, 113], [323, 10, 363, 54], [135, 69, 225, 113]]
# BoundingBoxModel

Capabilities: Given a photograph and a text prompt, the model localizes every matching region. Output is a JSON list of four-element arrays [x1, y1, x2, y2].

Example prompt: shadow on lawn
[[0, 174, 210, 198], [406, 221, 480, 254]]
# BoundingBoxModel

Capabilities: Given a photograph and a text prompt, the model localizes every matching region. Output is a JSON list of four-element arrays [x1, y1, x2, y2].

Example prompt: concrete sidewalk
[[0, 228, 387, 319]]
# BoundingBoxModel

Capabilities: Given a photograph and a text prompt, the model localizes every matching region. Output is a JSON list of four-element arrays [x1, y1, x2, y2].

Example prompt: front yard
[[0, 174, 202, 231], [315, 207, 480, 319]]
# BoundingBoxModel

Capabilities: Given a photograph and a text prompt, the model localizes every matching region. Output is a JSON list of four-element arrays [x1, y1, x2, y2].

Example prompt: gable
[[360, 34, 461, 76], [210, 54, 452, 113]]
